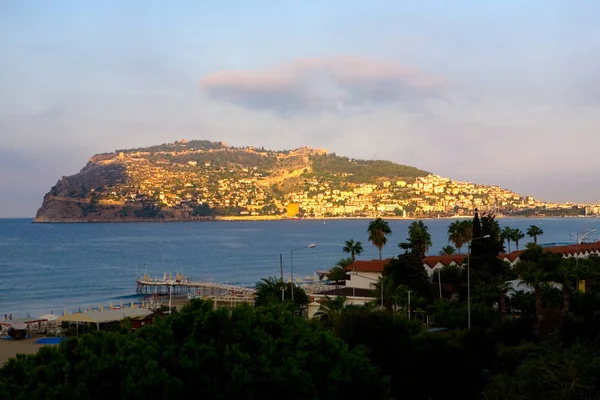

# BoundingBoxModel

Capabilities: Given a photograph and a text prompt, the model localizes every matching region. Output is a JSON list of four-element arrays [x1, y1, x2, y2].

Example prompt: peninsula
[[34, 140, 591, 223]]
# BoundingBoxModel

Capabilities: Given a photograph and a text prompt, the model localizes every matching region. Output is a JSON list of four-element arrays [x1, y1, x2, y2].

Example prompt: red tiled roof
[[499, 251, 524, 262], [422, 242, 600, 270], [345, 259, 392, 273], [423, 254, 467, 268]]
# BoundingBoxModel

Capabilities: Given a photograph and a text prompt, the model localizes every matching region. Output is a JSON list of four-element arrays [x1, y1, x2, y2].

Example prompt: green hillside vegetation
[[309, 154, 428, 182], [117, 140, 226, 154]]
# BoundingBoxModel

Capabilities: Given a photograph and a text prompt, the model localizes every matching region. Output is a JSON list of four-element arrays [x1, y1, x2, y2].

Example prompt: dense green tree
[[326, 266, 347, 282], [516, 245, 562, 328], [0, 300, 390, 400], [384, 252, 431, 300], [342, 239, 363, 261], [334, 309, 482, 400], [483, 343, 600, 400], [368, 218, 392, 260]]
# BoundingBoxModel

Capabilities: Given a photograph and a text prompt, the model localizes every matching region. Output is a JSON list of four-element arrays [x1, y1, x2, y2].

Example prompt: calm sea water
[[1, 217, 599, 316]]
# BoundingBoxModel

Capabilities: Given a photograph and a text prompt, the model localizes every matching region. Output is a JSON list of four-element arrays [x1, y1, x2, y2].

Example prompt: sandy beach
[[0, 298, 196, 367], [0, 338, 48, 366]]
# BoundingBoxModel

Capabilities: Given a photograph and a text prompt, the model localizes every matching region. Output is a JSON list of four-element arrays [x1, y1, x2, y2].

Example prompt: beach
[[0, 338, 48, 366]]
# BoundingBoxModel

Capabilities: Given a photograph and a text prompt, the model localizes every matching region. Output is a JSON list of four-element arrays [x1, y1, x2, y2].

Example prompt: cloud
[[200, 56, 444, 115]]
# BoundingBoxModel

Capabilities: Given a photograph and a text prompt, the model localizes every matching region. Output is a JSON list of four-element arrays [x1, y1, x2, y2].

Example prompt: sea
[[1, 217, 599, 317]]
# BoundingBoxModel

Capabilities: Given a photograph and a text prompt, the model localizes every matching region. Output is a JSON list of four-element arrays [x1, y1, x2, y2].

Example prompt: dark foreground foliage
[[0, 301, 389, 400]]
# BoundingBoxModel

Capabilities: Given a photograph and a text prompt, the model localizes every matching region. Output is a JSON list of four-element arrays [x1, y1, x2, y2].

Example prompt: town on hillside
[[37, 140, 599, 221]]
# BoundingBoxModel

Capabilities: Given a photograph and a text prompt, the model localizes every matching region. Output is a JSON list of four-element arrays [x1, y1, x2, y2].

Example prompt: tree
[[326, 266, 347, 283], [368, 218, 392, 260], [336, 257, 354, 268], [0, 300, 390, 399], [384, 252, 431, 300], [254, 277, 309, 310], [516, 244, 562, 327], [343, 239, 363, 261], [526, 225, 544, 244], [440, 245, 456, 256], [553, 259, 577, 313], [501, 226, 513, 253], [314, 296, 347, 326], [406, 220, 432, 258], [448, 220, 466, 253], [483, 343, 600, 400], [493, 275, 512, 320], [511, 228, 525, 251]]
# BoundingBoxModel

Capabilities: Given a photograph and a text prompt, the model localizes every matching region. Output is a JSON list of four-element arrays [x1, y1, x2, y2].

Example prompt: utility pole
[[437, 269, 442, 299], [407, 291, 412, 320], [280, 253, 284, 301]]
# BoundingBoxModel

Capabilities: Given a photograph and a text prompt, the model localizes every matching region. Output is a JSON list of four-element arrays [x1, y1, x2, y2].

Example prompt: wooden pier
[[136, 273, 256, 300]]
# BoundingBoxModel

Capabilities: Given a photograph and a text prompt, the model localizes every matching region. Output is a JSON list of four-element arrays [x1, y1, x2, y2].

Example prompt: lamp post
[[467, 234, 490, 331], [290, 243, 317, 303], [407, 290, 412, 320]]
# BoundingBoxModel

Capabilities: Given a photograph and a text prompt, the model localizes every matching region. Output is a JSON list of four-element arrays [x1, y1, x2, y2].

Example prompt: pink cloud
[[200, 56, 444, 115]]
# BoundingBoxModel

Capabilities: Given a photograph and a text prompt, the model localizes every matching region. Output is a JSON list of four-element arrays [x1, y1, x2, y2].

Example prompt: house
[[344, 259, 392, 289], [423, 255, 467, 276], [130, 310, 166, 330], [422, 241, 600, 276]]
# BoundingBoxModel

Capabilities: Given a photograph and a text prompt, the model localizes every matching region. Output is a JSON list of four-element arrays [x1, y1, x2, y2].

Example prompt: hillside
[[34, 140, 579, 222]]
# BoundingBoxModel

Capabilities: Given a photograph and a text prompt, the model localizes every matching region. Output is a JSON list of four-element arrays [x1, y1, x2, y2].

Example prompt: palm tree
[[407, 220, 432, 258], [526, 225, 544, 244], [501, 226, 513, 252], [460, 219, 473, 244], [554, 260, 577, 313], [342, 239, 363, 261], [254, 277, 284, 307], [439, 245, 456, 256], [493, 275, 512, 320], [368, 217, 392, 260], [519, 264, 545, 324], [314, 296, 346, 325], [336, 257, 354, 268], [512, 228, 525, 251], [448, 220, 466, 253]]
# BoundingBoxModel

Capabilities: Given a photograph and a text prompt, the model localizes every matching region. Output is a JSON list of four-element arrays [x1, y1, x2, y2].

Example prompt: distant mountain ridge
[[34, 140, 582, 222]]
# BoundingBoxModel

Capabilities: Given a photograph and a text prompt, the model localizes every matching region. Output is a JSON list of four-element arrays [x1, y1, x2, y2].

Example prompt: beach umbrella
[[110, 302, 114, 309], [120, 301, 124, 308], [131, 302, 134, 308]]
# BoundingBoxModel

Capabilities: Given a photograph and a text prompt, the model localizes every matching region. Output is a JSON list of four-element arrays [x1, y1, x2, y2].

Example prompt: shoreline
[[28, 214, 599, 223]]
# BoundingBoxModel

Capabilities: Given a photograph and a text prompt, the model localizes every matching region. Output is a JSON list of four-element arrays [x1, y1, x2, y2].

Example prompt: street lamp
[[407, 290, 412, 320], [467, 234, 490, 331], [290, 243, 317, 302]]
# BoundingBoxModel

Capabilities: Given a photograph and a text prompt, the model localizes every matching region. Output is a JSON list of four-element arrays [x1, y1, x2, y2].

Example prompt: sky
[[1, 0, 599, 217]]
